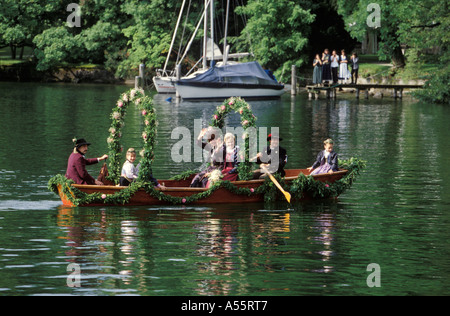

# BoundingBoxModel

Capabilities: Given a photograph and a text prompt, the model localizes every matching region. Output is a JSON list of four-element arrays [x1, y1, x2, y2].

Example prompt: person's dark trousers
[[351, 68, 358, 84], [331, 67, 338, 84]]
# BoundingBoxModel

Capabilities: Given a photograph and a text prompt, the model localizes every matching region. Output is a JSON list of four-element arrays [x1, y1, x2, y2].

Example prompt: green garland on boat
[[48, 158, 366, 206]]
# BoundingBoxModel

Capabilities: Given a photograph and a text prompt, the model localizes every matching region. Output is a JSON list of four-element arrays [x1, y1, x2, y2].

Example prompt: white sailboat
[[175, 0, 284, 100], [152, 0, 206, 93]]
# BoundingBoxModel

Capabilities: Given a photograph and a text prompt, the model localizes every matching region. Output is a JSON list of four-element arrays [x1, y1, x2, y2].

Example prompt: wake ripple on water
[[0, 200, 61, 211]]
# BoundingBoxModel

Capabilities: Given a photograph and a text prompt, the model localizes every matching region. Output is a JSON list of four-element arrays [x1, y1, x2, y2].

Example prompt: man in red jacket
[[65, 138, 108, 185]]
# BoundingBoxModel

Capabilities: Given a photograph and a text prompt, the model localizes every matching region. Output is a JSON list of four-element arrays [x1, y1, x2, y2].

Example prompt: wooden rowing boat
[[55, 168, 348, 207]]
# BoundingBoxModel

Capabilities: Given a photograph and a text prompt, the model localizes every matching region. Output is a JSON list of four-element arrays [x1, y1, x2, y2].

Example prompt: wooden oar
[[261, 165, 291, 203]]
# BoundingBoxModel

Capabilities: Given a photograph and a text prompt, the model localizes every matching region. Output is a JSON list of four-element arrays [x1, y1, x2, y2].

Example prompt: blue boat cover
[[179, 61, 280, 86]]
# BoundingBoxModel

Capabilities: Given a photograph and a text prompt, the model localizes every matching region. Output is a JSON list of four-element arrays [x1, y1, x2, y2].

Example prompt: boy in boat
[[119, 148, 139, 186], [307, 138, 338, 175], [120, 147, 164, 188], [65, 138, 108, 185], [252, 134, 287, 179]]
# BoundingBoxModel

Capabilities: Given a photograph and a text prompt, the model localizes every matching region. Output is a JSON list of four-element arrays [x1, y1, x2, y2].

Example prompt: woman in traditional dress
[[220, 133, 240, 182], [307, 138, 338, 175], [312, 54, 323, 85], [321, 49, 332, 83], [338, 49, 350, 83]]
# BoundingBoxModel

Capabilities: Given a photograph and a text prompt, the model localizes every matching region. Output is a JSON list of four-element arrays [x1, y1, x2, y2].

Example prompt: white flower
[[112, 111, 121, 120], [130, 89, 137, 100], [208, 170, 223, 184]]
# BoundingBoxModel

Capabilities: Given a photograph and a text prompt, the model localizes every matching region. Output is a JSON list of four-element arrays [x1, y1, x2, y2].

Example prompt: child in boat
[[307, 138, 339, 175], [120, 148, 164, 188], [120, 148, 139, 186]]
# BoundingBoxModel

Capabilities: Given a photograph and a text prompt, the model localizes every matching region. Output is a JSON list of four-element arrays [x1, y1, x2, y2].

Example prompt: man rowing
[[65, 138, 108, 185]]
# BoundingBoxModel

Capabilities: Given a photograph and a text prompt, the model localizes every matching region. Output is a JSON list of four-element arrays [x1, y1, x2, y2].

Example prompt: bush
[[413, 66, 450, 104]]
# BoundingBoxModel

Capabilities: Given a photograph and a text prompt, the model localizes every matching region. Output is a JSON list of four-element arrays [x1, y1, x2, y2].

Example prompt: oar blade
[[284, 192, 291, 204]]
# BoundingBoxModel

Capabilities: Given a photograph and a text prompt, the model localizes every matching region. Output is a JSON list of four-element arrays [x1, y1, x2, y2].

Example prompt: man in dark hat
[[252, 133, 287, 179], [65, 138, 108, 185]]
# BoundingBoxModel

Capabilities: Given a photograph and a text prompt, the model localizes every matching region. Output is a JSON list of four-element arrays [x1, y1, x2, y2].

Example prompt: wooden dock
[[306, 83, 424, 100]]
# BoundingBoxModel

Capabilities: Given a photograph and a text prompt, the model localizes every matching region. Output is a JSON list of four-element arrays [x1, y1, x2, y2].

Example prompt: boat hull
[[175, 83, 285, 100], [152, 76, 176, 93], [56, 169, 348, 207]]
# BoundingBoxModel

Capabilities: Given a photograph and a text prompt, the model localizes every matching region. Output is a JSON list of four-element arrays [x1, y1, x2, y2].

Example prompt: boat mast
[[178, 0, 211, 69], [210, 0, 215, 64], [203, 0, 208, 69], [223, 0, 230, 65], [163, 0, 187, 74]]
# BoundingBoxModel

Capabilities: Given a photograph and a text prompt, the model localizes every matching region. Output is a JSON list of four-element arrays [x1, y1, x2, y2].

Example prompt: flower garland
[[210, 97, 257, 180], [106, 88, 157, 184]]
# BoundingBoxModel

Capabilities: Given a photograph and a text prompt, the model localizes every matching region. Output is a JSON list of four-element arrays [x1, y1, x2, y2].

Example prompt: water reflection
[[54, 201, 349, 295]]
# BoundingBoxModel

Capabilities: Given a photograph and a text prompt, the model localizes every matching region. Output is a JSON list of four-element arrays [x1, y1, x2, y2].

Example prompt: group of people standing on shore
[[313, 48, 359, 86], [65, 134, 339, 188]]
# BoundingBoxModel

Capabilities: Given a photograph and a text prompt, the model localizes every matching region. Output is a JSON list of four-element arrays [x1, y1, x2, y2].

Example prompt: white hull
[[175, 84, 285, 99], [152, 76, 176, 93]]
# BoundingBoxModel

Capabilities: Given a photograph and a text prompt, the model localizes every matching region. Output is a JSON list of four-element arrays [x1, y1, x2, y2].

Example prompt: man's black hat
[[75, 138, 91, 148]]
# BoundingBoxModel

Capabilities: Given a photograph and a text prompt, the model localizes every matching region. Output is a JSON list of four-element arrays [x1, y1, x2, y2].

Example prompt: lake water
[[0, 82, 449, 297]]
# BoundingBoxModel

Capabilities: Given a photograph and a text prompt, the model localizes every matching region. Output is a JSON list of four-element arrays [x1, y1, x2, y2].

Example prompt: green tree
[[0, 0, 62, 59], [235, 0, 316, 80], [336, 0, 406, 67], [116, 0, 182, 78], [397, 0, 449, 104], [33, 0, 128, 72]]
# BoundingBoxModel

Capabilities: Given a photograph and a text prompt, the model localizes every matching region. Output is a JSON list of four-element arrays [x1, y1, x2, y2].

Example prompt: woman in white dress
[[339, 49, 351, 83]]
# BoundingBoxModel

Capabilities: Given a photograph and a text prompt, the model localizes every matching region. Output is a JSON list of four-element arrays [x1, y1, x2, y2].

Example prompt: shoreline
[[0, 62, 127, 84]]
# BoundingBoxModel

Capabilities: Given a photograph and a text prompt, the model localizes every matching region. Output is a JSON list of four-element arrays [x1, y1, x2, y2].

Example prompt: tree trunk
[[19, 46, 25, 60], [391, 45, 405, 68], [10, 44, 16, 60]]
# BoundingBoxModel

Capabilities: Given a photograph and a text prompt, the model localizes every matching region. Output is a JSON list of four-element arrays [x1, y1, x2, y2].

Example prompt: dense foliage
[[336, 0, 449, 103]]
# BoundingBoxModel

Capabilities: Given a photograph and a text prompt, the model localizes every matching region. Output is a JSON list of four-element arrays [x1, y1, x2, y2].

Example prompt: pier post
[[399, 88, 403, 99], [308, 90, 312, 100], [139, 64, 145, 82], [134, 63, 145, 90], [291, 65, 297, 96], [135, 76, 142, 90], [365, 89, 369, 99], [176, 64, 181, 99], [333, 88, 337, 99], [326, 89, 330, 99], [356, 88, 360, 99], [393, 88, 398, 99]]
